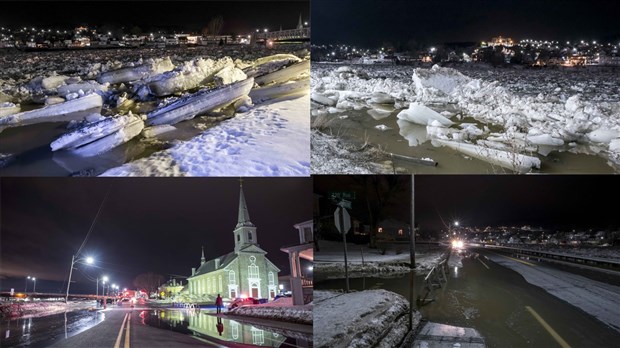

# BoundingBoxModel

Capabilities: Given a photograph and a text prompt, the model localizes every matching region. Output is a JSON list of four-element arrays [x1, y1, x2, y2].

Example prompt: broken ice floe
[[254, 60, 309, 86], [145, 57, 234, 97], [146, 77, 254, 126], [51, 113, 144, 157], [397, 103, 454, 126], [249, 78, 309, 103], [0, 93, 103, 131], [97, 57, 174, 84], [242, 54, 301, 78], [435, 139, 541, 173], [0, 102, 20, 118]]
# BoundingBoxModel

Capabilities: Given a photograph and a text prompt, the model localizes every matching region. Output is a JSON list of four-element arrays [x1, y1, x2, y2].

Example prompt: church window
[[229, 270, 236, 285], [248, 232, 252, 240], [237, 234, 240, 242], [249, 264, 259, 278], [219, 275, 223, 292], [268, 272, 275, 286]]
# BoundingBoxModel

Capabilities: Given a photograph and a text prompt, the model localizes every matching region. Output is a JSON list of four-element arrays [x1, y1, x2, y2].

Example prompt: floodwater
[[0, 105, 225, 176], [142, 308, 311, 347], [324, 107, 616, 174], [0, 310, 105, 347], [315, 252, 620, 347]]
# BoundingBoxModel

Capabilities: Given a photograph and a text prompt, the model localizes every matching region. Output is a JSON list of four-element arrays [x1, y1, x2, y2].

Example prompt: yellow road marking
[[477, 258, 490, 269], [114, 313, 129, 348], [487, 251, 536, 266], [124, 312, 131, 348], [526, 306, 571, 348]]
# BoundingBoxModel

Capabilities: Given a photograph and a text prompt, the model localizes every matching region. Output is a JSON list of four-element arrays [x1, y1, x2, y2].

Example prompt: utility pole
[[339, 202, 350, 293], [409, 175, 416, 332]]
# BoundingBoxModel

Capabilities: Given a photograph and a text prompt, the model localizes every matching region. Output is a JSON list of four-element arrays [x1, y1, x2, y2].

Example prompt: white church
[[186, 182, 280, 300]]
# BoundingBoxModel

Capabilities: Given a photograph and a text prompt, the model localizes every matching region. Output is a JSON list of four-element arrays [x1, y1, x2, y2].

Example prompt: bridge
[[256, 27, 310, 43]]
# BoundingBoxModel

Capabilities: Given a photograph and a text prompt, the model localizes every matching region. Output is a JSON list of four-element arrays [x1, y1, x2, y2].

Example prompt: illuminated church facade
[[187, 183, 280, 300]]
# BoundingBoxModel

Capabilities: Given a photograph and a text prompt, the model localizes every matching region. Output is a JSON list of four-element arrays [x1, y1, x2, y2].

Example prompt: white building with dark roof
[[187, 182, 280, 301]]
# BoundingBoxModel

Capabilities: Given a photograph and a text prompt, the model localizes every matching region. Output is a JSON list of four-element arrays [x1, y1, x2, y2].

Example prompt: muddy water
[[315, 255, 620, 347], [325, 107, 616, 174], [0, 108, 224, 176]]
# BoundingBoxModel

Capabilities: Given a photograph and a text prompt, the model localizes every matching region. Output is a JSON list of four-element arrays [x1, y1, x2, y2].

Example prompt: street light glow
[[86, 257, 94, 264], [454, 221, 459, 226], [102, 276, 109, 282]]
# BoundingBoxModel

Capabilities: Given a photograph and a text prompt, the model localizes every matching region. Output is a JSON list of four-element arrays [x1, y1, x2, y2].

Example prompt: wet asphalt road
[[424, 249, 620, 347]]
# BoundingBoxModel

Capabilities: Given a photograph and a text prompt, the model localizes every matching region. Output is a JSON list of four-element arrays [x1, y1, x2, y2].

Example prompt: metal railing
[[417, 249, 451, 306]]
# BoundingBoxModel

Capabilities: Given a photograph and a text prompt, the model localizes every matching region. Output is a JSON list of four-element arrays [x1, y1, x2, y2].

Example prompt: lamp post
[[65, 255, 94, 303], [32, 277, 36, 293], [25, 276, 31, 293]]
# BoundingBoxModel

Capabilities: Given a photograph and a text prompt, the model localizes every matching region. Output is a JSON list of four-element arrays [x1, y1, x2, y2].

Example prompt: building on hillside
[[186, 182, 280, 301]]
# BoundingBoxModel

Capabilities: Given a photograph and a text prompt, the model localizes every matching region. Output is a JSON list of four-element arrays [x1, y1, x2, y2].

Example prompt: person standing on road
[[215, 294, 223, 313]]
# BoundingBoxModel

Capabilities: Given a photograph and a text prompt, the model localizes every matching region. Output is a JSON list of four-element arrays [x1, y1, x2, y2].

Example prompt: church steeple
[[200, 246, 206, 265], [297, 13, 303, 30], [236, 179, 254, 228], [233, 179, 258, 253]]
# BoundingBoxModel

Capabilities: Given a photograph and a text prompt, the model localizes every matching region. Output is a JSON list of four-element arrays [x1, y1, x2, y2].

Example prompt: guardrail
[[417, 249, 451, 306], [481, 244, 620, 270]]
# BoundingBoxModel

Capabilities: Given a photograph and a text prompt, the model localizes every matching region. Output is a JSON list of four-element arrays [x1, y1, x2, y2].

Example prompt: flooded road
[[142, 308, 311, 347], [1, 310, 105, 347], [315, 251, 620, 347], [323, 108, 616, 174]]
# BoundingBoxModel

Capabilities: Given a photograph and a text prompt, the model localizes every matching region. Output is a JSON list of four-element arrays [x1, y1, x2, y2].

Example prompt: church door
[[251, 284, 259, 298]]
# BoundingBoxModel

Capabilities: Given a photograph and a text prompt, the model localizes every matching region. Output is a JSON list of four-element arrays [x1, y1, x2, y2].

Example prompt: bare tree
[[133, 272, 165, 295]]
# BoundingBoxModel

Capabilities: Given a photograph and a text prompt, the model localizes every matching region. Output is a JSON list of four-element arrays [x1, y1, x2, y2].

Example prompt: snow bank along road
[[312, 63, 620, 173]]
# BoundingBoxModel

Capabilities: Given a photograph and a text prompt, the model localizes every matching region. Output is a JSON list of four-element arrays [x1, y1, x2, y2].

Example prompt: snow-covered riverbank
[[311, 63, 620, 173], [0, 45, 310, 176]]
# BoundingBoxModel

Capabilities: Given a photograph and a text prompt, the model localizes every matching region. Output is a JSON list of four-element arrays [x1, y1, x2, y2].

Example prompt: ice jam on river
[[0, 46, 310, 176], [311, 63, 620, 173]]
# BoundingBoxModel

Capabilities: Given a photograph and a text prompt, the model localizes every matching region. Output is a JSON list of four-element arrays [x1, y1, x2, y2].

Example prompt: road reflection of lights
[[454, 267, 459, 277], [5, 329, 10, 339]]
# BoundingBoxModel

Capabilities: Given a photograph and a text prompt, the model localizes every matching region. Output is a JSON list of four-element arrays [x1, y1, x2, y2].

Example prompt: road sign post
[[334, 201, 352, 292]]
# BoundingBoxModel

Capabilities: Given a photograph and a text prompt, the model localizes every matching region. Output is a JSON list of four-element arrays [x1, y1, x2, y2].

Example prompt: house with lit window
[[186, 183, 280, 301], [376, 218, 410, 241]]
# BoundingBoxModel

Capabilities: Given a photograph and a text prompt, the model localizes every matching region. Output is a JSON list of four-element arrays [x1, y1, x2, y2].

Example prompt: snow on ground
[[311, 130, 391, 174], [311, 63, 620, 172], [0, 300, 96, 320], [100, 94, 309, 176], [494, 243, 620, 261], [315, 240, 448, 280], [485, 253, 620, 333], [314, 290, 420, 348], [229, 297, 312, 325]]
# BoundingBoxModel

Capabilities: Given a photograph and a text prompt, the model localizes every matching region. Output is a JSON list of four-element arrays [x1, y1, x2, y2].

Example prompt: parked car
[[228, 297, 259, 310]]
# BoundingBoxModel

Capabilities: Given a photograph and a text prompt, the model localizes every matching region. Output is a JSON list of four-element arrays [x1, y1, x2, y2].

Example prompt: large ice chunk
[[436, 139, 541, 173], [242, 54, 301, 78], [97, 57, 174, 84], [51, 115, 134, 151], [254, 60, 309, 86], [146, 57, 234, 97], [397, 103, 454, 126], [0, 94, 103, 130], [69, 115, 144, 157], [412, 65, 471, 95], [146, 77, 254, 126]]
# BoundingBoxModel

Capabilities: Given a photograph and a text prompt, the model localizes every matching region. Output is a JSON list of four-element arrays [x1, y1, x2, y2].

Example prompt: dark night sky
[[0, 1, 309, 34], [0, 178, 311, 293], [314, 175, 619, 235], [415, 175, 620, 232], [313, 0, 620, 47]]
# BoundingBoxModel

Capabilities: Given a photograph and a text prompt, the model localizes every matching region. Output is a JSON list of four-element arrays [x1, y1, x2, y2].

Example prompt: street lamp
[[65, 255, 94, 303], [25, 276, 32, 292], [32, 277, 36, 293]]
